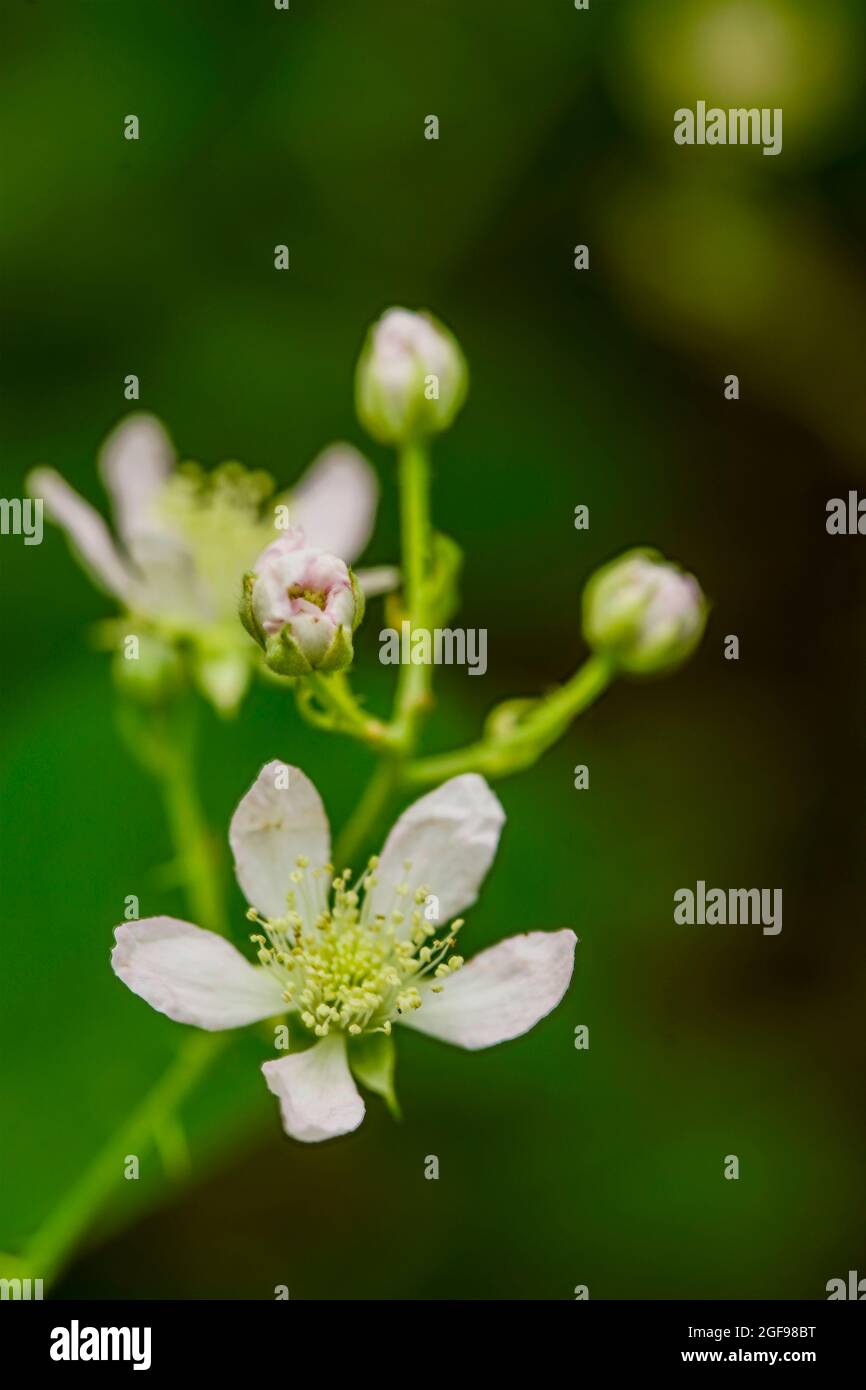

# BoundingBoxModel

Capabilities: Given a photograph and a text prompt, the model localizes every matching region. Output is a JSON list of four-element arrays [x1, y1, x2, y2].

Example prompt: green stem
[[158, 713, 227, 936], [403, 653, 615, 785], [304, 671, 398, 750], [18, 697, 230, 1289], [153, 1114, 193, 1181], [334, 759, 401, 869], [399, 438, 431, 617], [24, 1032, 227, 1286], [393, 438, 434, 746], [332, 439, 436, 865]]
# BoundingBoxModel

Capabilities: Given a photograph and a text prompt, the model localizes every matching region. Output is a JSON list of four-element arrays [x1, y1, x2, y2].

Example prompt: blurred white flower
[[112, 763, 576, 1143], [28, 415, 395, 712]]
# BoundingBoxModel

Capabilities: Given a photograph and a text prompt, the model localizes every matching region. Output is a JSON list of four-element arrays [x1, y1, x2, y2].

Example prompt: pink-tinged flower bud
[[355, 307, 468, 445], [241, 530, 365, 676], [582, 548, 707, 675]]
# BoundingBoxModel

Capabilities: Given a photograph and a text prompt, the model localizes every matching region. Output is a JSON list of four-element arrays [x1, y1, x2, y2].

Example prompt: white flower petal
[[127, 531, 212, 626], [369, 774, 504, 927], [262, 1033, 365, 1142], [27, 467, 132, 600], [355, 564, 400, 598], [98, 413, 175, 547], [397, 929, 576, 1050], [250, 536, 354, 643], [229, 760, 330, 919], [289, 443, 378, 563], [111, 916, 286, 1030]]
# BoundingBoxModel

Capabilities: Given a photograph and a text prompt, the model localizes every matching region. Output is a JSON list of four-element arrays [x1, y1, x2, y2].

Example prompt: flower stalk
[[156, 712, 228, 938], [21, 1031, 228, 1289], [392, 437, 435, 747], [403, 653, 615, 785], [300, 671, 399, 749], [8, 701, 230, 1291]]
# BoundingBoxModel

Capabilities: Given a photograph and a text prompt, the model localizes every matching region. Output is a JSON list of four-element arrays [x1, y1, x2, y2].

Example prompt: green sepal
[[617, 612, 709, 678], [426, 531, 464, 627], [348, 1032, 400, 1120], [349, 567, 366, 632], [483, 696, 538, 742], [238, 571, 266, 649], [264, 628, 312, 677], [317, 623, 354, 673]]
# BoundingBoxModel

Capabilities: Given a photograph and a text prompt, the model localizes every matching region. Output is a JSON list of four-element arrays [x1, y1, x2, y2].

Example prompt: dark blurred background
[[1, 0, 865, 1298]]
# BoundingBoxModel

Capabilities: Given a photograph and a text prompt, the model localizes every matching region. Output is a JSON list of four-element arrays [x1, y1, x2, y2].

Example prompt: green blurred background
[[2, 0, 865, 1299]]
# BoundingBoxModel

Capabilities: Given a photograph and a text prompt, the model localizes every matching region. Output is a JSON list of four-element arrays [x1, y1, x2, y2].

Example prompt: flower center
[[248, 856, 464, 1038], [154, 462, 276, 619], [286, 584, 327, 611]]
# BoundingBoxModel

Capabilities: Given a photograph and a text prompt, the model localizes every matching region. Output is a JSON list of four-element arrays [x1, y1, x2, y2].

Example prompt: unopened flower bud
[[582, 548, 707, 675], [355, 307, 467, 445], [241, 530, 364, 677]]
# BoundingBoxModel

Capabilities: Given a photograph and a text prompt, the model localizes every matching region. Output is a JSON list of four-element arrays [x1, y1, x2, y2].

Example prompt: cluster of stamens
[[248, 855, 465, 1038], [156, 462, 277, 615]]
